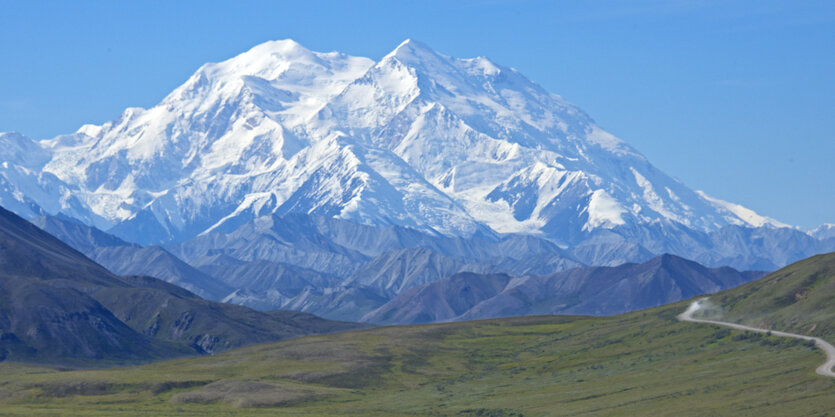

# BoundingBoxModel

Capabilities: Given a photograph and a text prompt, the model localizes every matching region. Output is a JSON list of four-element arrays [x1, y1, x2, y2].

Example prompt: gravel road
[[678, 298, 835, 378]]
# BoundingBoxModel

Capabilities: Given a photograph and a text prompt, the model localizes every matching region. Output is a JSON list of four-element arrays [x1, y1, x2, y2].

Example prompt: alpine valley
[[1, 39, 833, 323]]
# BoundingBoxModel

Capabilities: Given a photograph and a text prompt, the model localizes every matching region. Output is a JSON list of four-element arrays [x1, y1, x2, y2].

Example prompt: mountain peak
[[198, 38, 370, 84], [208, 38, 319, 77], [247, 39, 312, 57], [809, 223, 835, 240], [652, 253, 688, 266], [386, 38, 443, 64], [393, 38, 429, 51]]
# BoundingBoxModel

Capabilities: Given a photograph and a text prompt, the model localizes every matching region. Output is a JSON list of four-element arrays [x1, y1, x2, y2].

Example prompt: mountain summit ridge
[[0, 39, 814, 261]]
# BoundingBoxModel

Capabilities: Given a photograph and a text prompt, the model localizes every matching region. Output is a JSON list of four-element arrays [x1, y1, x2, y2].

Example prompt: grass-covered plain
[[0, 301, 832, 416]]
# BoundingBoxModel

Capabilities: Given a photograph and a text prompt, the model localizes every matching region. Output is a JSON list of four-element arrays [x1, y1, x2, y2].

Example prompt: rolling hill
[[701, 251, 835, 340], [0, 253, 832, 415]]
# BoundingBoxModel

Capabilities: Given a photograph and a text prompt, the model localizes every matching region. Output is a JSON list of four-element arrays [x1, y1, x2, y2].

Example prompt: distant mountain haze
[[0, 206, 366, 366], [29, 212, 765, 326]]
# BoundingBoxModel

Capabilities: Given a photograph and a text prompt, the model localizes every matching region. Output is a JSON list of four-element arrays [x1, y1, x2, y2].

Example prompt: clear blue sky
[[1, 0, 833, 228]]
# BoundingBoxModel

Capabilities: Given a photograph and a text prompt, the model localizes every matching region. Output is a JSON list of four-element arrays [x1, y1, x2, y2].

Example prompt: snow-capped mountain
[[0, 132, 101, 224], [810, 224, 835, 241], [0, 39, 812, 252]]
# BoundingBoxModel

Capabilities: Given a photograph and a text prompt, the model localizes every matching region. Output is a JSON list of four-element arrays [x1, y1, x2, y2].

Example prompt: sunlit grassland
[[0, 301, 832, 416]]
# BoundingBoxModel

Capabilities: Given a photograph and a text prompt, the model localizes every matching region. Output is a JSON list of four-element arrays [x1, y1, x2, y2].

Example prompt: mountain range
[[34, 211, 765, 324], [0, 206, 364, 366], [31, 212, 584, 320], [363, 255, 764, 324], [0, 39, 831, 274], [1, 39, 833, 335]]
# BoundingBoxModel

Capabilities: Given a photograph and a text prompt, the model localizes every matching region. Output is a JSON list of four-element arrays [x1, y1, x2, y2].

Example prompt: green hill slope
[[0, 300, 832, 416], [708, 252, 835, 340]]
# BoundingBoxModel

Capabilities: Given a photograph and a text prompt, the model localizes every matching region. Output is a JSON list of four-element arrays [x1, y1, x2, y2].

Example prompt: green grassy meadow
[[0, 301, 832, 416]]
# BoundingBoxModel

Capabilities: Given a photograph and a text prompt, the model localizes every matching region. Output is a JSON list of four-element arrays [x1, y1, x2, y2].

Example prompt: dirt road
[[678, 298, 835, 378]]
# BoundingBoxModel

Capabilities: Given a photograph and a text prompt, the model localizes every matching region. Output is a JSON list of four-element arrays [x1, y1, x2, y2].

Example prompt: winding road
[[678, 298, 835, 378]]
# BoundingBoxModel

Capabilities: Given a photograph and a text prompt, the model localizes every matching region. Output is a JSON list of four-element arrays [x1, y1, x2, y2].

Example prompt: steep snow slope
[[0, 133, 100, 224], [311, 40, 783, 242], [38, 40, 380, 242]]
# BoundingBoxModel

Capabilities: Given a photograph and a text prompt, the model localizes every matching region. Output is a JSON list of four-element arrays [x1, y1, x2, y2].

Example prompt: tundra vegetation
[[0, 300, 832, 416]]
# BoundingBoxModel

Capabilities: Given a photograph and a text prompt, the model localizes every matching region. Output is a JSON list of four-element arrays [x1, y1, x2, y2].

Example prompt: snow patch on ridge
[[584, 189, 626, 231], [585, 125, 639, 157], [696, 190, 789, 228], [809, 223, 835, 240]]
